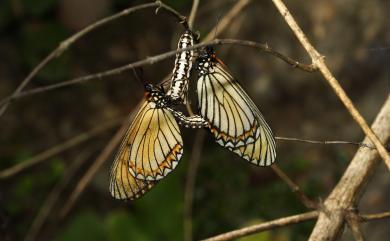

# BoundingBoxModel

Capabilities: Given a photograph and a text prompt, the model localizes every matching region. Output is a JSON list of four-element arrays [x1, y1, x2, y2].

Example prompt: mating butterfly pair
[[109, 30, 276, 200]]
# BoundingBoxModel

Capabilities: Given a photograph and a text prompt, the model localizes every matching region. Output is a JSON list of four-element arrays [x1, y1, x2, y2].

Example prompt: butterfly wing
[[112, 98, 183, 184], [109, 140, 155, 200], [197, 57, 276, 166]]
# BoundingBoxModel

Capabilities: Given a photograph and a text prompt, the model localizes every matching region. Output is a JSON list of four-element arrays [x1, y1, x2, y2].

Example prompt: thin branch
[[201, 211, 319, 241], [0, 117, 123, 179], [59, 116, 131, 218], [360, 211, 390, 222], [271, 165, 317, 209], [188, 0, 200, 29], [155, 0, 189, 29], [271, 0, 390, 171], [308, 96, 390, 241], [203, 0, 251, 42], [346, 212, 366, 241], [275, 136, 376, 150], [200, 210, 390, 241], [3, 39, 315, 104], [23, 148, 95, 241], [184, 131, 205, 241], [0, 1, 188, 116]]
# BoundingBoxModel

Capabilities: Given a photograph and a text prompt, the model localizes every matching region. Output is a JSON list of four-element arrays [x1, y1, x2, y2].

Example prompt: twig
[[275, 136, 376, 150], [203, 0, 251, 42], [360, 211, 390, 222], [271, 0, 390, 171], [271, 165, 317, 209], [346, 211, 366, 241], [0, 1, 187, 116], [23, 148, 95, 241], [3, 39, 315, 103], [201, 211, 319, 241], [308, 96, 390, 241], [188, 0, 200, 29], [59, 116, 131, 218], [184, 131, 205, 241], [201, 209, 390, 241], [155, 0, 189, 29], [0, 117, 123, 179]]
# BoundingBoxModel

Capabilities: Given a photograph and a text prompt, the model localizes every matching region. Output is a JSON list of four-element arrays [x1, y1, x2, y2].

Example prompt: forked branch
[[270, 0, 390, 171]]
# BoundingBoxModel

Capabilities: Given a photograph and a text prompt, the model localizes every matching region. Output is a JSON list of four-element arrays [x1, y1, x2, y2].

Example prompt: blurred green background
[[0, 0, 389, 240]]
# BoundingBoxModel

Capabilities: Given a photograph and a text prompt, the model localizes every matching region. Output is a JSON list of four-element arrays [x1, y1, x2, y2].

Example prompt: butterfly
[[195, 47, 276, 166], [166, 30, 195, 104], [109, 84, 184, 200]]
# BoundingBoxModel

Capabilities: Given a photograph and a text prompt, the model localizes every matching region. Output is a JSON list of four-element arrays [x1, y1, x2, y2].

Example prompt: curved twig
[[1, 39, 316, 105], [202, 211, 319, 241], [0, 0, 188, 117], [0, 118, 123, 179], [271, 0, 390, 171]]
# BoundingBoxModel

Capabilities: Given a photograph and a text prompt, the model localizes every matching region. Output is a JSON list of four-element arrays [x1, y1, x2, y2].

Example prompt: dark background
[[0, 0, 389, 240]]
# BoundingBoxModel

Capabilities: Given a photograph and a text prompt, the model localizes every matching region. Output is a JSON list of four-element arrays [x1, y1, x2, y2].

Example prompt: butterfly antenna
[[131, 67, 149, 91]]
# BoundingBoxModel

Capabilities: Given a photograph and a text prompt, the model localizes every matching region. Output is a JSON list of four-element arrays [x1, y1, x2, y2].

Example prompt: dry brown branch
[[275, 137, 376, 150], [202, 209, 390, 241], [346, 212, 366, 241], [23, 149, 95, 241], [271, 165, 317, 209], [202, 211, 319, 241], [184, 131, 205, 241], [203, 0, 251, 42], [360, 211, 390, 222], [59, 117, 131, 218], [188, 0, 200, 29], [0, 118, 122, 179], [308, 95, 390, 241], [0, 1, 187, 117], [271, 0, 390, 170], [1, 39, 315, 105]]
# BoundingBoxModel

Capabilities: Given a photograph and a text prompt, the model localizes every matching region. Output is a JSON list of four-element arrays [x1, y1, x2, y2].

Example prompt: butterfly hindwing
[[109, 134, 156, 200], [196, 48, 276, 166]]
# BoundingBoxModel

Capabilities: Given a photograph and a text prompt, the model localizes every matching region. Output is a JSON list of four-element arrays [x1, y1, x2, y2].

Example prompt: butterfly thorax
[[196, 47, 217, 76], [144, 84, 169, 108]]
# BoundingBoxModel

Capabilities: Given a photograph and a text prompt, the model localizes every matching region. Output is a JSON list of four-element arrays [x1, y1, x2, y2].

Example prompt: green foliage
[[105, 211, 149, 241], [0, 1, 12, 29], [55, 164, 185, 241], [56, 212, 107, 241], [20, 23, 70, 81], [20, 0, 57, 16]]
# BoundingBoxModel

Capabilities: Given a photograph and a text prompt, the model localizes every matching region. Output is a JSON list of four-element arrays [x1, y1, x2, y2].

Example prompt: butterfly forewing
[[197, 48, 276, 166], [109, 86, 184, 201]]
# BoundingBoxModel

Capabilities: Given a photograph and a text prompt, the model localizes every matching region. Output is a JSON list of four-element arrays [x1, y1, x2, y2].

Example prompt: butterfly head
[[144, 84, 168, 108], [196, 46, 216, 74]]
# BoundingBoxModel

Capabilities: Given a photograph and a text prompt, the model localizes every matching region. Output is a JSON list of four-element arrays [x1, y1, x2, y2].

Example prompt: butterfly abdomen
[[167, 30, 194, 104]]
